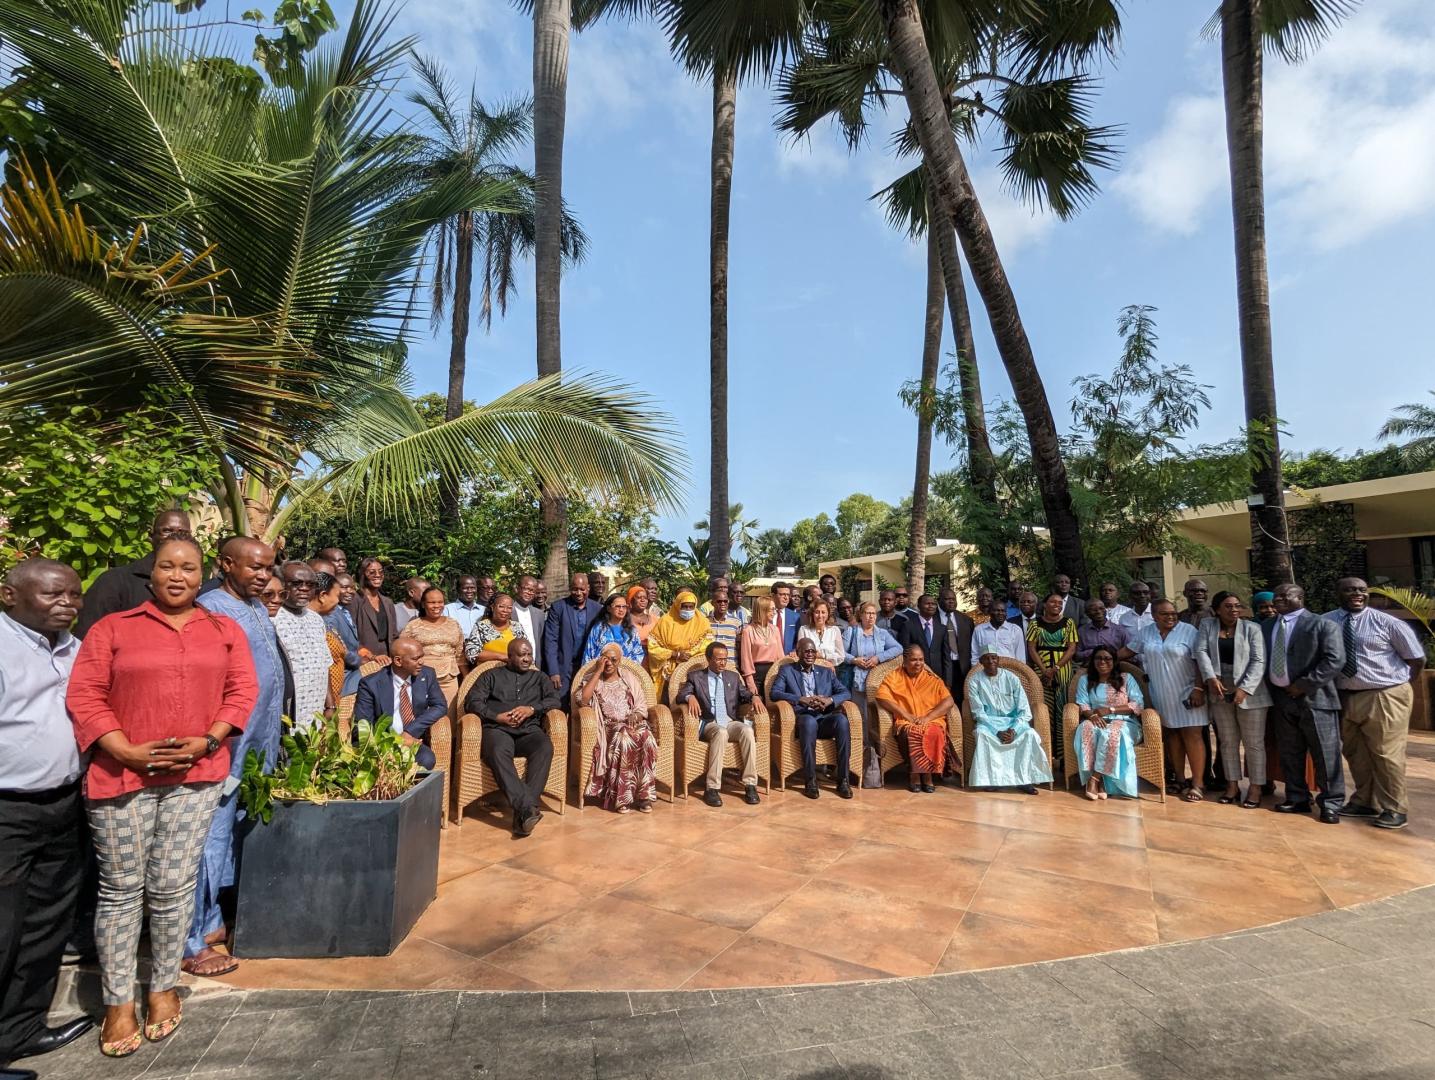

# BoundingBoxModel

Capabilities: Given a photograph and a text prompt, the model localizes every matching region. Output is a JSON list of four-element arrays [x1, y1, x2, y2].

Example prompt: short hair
[[3, 556, 76, 591], [705, 641, 728, 660]]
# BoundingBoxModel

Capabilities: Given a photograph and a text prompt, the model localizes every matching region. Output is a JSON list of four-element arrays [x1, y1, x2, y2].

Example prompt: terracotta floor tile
[[482, 895, 739, 991], [967, 865, 1159, 951], [410, 863, 587, 958], [420, 959, 548, 991], [993, 828, 1152, 892], [1143, 816, 1298, 859], [1153, 892, 1292, 943], [936, 912, 1099, 972], [681, 934, 894, 988], [437, 847, 492, 885], [597, 805, 749, 851], [869, 810, 1011, 862], [824, 839, 988, 910], [702, 819, 859, 876], [747, 878, 965, 976], [220, 936, 504, 991], [612, 850, 809, 930], [500, 830, 681, 892]]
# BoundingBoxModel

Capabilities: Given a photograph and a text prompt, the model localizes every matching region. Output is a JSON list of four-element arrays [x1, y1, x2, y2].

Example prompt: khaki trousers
[[1341, 682, 1413, 815], [700, 720, 757, 790]]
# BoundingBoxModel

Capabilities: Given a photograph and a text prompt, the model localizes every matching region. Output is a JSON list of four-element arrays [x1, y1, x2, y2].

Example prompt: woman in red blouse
[[67, 536, 257, 1058]]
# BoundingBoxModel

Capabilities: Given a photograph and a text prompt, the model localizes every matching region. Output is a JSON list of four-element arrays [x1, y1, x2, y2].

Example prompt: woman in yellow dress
[[645, 589, 712, 701]]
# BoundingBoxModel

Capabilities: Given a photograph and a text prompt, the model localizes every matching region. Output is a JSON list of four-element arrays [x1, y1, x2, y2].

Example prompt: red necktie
[[399, 681, 415, 728]]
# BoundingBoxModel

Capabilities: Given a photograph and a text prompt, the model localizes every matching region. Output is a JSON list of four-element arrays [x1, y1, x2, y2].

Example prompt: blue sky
[[370, 0, 1435, 546]]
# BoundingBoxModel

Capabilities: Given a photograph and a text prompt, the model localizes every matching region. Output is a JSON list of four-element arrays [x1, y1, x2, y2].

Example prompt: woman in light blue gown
[[1072, 646, 1144, 800]]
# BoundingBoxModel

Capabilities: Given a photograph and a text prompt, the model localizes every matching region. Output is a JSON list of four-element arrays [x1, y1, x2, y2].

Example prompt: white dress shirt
[[0, 612, 83, 792], [512, 602, 537, 645], [1104, 602, 1133, 625], [1268, 608, 1305, 687], [971, 621, 1027, 664], [1119, 607, 1155, 633]]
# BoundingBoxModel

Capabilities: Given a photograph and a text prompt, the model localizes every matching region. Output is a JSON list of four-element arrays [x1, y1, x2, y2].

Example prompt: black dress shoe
[[1339, 803, 1379, 819], [514, 809, 542, 836], [803, 780, 820, 800], [920, 780, 935, 793], [744, 784, 760, 805], [1319, 807, 1341, 824], [1019, 785, 1039, 796], [1374, 811, 1409, 830], [703, 788, 723, 808], [14, 1017, 95, 1058], [908, 782, 921, 793], [1274, 801, 1312, 814], [2, 1067, 39, 1080], [836, 781, 853, 800]]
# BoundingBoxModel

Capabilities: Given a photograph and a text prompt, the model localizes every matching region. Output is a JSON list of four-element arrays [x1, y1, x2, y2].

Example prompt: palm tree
[[694, 501, 760, 558], [1213, 0, 1359, 588], [1380, 392, 1435, 472], [0, 0, 686, 535], [409, 55, 589, 521]]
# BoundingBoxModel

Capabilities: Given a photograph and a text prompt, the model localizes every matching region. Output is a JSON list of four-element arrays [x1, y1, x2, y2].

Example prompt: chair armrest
[[1063, 700, 1081, 728], [681, 710, 700, 742], [651, 704, 675, 748], [750, 708, 771, 743], [839, 700, 861, 727], [575, 706, 597, 739], [543, 708, 568, 747], [1139, 707, 1161, 746]]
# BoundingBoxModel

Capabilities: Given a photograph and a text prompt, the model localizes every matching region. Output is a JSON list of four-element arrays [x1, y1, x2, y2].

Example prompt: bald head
[[1, 558, 82, 639], [149, 509, 191, 546], [218, 537, 275, 599]]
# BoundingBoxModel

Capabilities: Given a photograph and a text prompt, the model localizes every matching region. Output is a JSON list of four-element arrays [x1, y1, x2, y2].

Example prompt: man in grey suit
[[1265, 582, 1346, 823], [676, 643, 766, 807]]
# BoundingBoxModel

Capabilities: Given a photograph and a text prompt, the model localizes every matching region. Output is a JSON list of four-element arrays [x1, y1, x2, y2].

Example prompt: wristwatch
[[203, 734, 222, 756]]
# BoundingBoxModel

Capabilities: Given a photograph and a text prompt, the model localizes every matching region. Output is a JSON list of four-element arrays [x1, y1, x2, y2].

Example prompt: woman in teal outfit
[[1072, 645, 1144, 799]]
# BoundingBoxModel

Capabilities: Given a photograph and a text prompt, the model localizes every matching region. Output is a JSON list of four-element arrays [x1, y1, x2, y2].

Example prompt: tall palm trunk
[[879, 0, 1088, 591], [534, 0, 571, 594], [929, 184, 1005, 585], [1221, 0, 1291, 589], [706, 68, 737, 582], [906, 219, 944, 598], [440, 208, 475, 523]]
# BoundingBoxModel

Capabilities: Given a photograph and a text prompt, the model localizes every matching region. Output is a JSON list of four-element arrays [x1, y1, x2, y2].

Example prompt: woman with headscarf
[[645, 589, 712, 701], [626, 584, 657, 650], [577, 642, 658, 813], [875, 644, 955, 792], [1252, 591, 1277, 623]]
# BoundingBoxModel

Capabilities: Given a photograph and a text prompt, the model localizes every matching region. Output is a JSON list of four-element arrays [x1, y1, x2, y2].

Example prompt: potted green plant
[[233, 717, 443, 957], [1370, 587, 1435, 731]]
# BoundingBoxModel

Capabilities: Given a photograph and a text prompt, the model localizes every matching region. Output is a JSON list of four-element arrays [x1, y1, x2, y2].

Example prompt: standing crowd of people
[[1, 512, 1427, 1077]]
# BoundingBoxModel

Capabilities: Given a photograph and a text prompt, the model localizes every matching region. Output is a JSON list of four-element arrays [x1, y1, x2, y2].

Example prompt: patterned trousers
[[87, 783, 222, 1005]]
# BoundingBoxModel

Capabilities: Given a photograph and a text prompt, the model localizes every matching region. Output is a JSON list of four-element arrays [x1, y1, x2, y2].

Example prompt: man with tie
[[771, 582, 801, 654], [896, 594, 952, 687], [352, 639, 445, 769], [1327, 578, 1425, 830], [676, 642, 766, 807], [936, 588, 975, 705], [542, 571, 603, 704], [1265, 582, 1346, 823], [770, 640, 853, 799]]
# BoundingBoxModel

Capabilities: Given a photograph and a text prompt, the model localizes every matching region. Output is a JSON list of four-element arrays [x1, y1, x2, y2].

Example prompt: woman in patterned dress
[[577, 642, 657, 813], [463, 593, 528, 664], [399, 586, 468, 707], [1072, 645, 1145, 800], [1025, 592, 1078, 766], [308, 572, 349, 708]]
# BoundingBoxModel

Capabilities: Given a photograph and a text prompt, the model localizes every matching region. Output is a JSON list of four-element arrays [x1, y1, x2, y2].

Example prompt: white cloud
[[774, 129, 851, 177], [1115, 4, 1435, 249]]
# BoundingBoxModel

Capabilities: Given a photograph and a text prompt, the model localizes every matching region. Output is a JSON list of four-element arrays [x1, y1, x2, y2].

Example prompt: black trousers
[[480, 723, 553, 819], [0, 783, 86, 1064], [1272, 687, 1345, 810]]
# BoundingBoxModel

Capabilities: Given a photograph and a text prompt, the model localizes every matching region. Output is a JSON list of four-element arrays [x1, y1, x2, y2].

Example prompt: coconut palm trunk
[[534, 0, 572, 593], [1221, 0, 1292, 588], [929, 185, 1005, 584], [707, 67, 737, 581], [439, 208, 475, 522], [879, 0, 1088, 591], [906, 219, 944, 597]]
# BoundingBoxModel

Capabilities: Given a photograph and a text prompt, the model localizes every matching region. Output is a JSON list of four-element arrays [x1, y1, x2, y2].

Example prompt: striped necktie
[[1271, 619, 1287, 681], [399, 680, 415, 727], [1341, 614, 1358, 678]]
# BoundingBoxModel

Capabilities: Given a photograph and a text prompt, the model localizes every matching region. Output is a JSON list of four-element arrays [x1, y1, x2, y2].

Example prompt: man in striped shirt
[[707, 581, 744, 658]]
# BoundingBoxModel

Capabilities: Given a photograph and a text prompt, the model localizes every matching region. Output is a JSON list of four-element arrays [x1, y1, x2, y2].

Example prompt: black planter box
[[232, 770, 443, 958]]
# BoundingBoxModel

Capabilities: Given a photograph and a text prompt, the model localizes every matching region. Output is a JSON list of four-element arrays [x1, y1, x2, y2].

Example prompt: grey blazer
[[1263, 611, 1345, 712], [1196, 618, 1272, 709]]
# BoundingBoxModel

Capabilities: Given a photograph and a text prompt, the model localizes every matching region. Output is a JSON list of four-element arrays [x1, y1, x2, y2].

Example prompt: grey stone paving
[[23, 886, 1435, 1079]]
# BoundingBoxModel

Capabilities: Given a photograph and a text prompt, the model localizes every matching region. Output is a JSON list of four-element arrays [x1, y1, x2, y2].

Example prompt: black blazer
[[939, 609, 975, 697], [348, 592, 398, 658], [896, 613, 953, 686]]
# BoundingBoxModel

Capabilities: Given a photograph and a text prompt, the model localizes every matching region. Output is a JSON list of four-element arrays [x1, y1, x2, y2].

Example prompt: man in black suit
[[896, 594, 952, 687], [1265, 582, 1346, 823], [937, 588, 975, 706], [352, 639, 446, 769], [675, 643, 767, 807]]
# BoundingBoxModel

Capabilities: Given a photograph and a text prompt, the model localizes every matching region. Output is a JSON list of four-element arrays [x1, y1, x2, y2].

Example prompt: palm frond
[[1377, 393, 1435, 471], [992, 75, 1121, 218], [1202, 0, 1361, 64], [1368, 586, 1435, 635], [665, 0, 811, 83], [869, 164, 928, 240]]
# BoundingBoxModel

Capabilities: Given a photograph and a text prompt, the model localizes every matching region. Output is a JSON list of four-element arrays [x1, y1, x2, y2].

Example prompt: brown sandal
[[181, 948, 239, 977]]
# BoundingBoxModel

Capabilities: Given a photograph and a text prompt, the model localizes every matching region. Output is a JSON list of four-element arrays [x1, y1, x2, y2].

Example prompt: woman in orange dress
[[626, 584, 656, 652], [874, 644, 956, 793]]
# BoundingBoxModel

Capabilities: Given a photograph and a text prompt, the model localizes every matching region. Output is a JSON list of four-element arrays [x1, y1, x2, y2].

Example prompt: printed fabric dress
[[399, 616, 465, 705], [1026, 617, 1078, 756], [1072, 674, 1145, 797], [584, 668, 658, 811], [583, 622, 646, 664]]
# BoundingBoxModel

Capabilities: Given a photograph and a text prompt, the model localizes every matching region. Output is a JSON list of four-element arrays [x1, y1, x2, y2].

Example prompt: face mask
[[678, 609, 695, 621]]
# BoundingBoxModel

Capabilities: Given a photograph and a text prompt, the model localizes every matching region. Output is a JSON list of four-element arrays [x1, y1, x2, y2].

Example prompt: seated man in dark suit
[[770, 639, 853, 800], [676, 642, 767, 808], [352, 639, 445, 770], [464, 639, 559, 837]]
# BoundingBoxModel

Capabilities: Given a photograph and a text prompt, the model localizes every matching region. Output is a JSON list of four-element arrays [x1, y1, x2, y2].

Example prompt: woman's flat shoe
[[1083, 789, 1099, 801], [100, 1030, 143, 1058], [144, 1010, 182, 1043], [920, 781, 935, 793], [908, 783, 921, 793]]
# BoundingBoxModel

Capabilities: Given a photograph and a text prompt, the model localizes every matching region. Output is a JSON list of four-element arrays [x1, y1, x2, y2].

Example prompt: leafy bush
[[239, 716, 422, 825]]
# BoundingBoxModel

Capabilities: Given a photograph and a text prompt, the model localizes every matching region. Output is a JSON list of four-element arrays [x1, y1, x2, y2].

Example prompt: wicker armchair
[[1061, 662, 1166, 801], [570, 657, 675, 810], [667, 656, 771, 798], [960, 657, 1054, 789], [763, 656, 863, 793], [866, 657, 962, 786], [336, 658, 386, 742], [451, 660, 567, 825]]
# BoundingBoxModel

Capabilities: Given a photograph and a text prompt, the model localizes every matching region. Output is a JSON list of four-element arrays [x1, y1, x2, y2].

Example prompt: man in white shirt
[[1118, 581, 1155, 634], [510, 575, 545, 651], [444, 575, 485, 638], [1327, 578, 1426, 829], [971, 605, 1026, 665], [272, 562, 333, 730], [0, 559, 95, 1071], [1098, 582, 1132, 626]]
